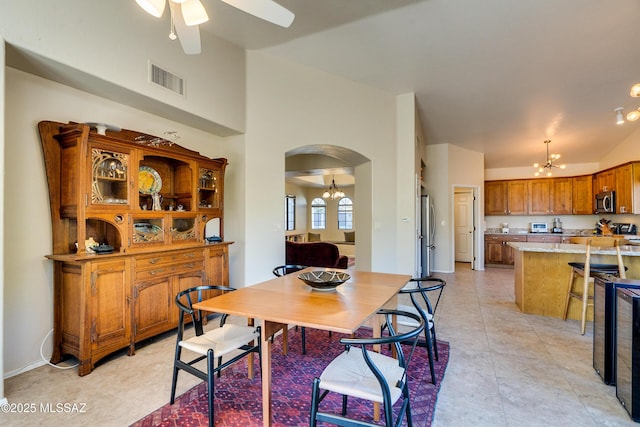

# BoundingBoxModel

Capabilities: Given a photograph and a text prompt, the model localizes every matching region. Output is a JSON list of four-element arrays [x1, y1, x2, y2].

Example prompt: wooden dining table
[[192, 267, 411, 427]]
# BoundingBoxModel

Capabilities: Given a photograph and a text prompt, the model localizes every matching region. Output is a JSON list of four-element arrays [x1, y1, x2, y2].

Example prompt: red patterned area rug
[[131, 327, 449, 427]]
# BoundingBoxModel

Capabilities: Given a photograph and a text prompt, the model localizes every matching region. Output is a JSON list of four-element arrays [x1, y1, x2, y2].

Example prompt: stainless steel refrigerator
[[420, 194, 436, 277]]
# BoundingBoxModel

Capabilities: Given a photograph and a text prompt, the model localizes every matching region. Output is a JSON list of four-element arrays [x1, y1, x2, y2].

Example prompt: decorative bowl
[[298, 270, 350, 291]]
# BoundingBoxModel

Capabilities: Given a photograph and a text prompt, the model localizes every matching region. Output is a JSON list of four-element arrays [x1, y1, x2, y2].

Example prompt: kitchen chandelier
[[322, 176, 345, 199], [533, 140, 566, 177], [614, 82, 640, 124]]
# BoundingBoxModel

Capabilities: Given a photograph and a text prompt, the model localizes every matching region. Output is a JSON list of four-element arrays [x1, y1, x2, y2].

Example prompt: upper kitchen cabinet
[[485, 180, 528, 215], [614, 163, 640, 214], [594, 168, 615, 194], [572, 175, 594, 214], [550, 177, 573, 215], [527, 178, 572, 215]]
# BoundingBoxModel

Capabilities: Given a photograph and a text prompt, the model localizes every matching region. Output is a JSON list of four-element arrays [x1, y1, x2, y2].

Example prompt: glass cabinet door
[[132, 217, 165, 245], [171, 216, 197, 242], [91, 148, 129, 206], [198, 168, 220, 209]]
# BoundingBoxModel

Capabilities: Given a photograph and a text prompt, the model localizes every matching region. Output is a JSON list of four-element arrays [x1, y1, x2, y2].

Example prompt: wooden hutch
[[38, 120, 231, 375]]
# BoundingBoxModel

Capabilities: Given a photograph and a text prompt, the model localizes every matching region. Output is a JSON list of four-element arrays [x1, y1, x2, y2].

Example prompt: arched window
[[338, 197, 353, 230], [311, 198, 326, 229]]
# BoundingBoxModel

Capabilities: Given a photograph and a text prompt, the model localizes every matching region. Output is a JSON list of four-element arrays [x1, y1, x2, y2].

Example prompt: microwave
[[530, 222, 549, 233], [596, 191, 616, 214]]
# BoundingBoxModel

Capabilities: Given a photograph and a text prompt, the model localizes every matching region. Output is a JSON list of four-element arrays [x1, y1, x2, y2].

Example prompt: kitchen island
[[508, 242, 640, 320]]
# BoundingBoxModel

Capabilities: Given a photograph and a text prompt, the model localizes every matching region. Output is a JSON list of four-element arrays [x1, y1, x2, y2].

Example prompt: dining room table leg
[[260, 319, 288, 426]]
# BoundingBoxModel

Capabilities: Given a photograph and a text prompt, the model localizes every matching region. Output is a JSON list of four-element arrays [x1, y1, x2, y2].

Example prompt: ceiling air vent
[[149, 62, 184, 96]]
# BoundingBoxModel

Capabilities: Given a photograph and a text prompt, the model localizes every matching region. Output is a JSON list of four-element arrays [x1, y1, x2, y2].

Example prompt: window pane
[[285, 195, 295, 231], [338, 197, 353, 230], [311, 198, 326, 229]]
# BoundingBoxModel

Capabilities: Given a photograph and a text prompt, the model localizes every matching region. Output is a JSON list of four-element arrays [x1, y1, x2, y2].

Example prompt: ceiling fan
[[135, 0, 295, 54]]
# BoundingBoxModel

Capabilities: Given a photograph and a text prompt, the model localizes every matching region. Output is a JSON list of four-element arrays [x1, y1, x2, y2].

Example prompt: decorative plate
[[138, 166, 162, 194], [298, 271, 350, 291]]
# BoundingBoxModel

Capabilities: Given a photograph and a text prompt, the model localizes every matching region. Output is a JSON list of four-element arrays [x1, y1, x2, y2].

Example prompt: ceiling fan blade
[[221, 0, 295, 28], [170, 1, 202, 54]]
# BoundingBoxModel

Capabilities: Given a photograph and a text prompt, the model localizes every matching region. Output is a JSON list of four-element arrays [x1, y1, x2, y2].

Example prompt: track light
[[627, 109, 640, 122], [615, 107, 625, 125]]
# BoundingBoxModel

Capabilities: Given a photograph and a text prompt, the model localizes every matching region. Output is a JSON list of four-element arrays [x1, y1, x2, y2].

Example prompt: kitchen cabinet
[[39, 120, 231, 375], [613, 163, 640, 214], [595, 169, 616, 194], [527, 178, 572, 215], [572, 175, 594, 214], [485, 234, 527, 265], [485, 180, 528, 215], [526, 235, 562, 243], [550, 178, 572, 215], [528, 180, 551, 215], [485, 181, 508, 215]]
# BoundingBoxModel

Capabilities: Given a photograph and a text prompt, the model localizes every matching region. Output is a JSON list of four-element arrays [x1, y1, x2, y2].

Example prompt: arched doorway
[[284, 145, 371, 269]]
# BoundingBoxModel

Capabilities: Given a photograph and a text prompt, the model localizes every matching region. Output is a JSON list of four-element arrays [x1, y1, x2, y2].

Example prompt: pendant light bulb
[[627, 109, 640, 122], [631, 83, 640, 98]]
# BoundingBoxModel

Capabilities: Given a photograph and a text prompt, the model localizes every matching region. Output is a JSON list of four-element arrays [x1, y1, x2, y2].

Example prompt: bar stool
[[563, 236, 627, 335]]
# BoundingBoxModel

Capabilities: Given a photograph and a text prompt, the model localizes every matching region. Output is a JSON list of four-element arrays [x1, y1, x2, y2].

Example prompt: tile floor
[[2, 263, 638, 426]]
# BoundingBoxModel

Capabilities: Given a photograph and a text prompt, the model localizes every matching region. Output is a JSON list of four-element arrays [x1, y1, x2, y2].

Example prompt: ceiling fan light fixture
[[221, 0, 295, 28], [627, 109, 640, 122], [181, 0, 209, 26], [631, 83, 640, 98], [615, 107, 625, 125], [136, 0, 166, 17]]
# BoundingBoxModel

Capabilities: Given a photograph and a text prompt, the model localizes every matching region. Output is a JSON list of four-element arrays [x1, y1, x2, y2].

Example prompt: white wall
[[2, 68, 238, 377], [600, 127, 640, 170], [243, 51, 401, 284], [425, 143, 485, 273], [0, 0, 246, 134], [396, 94, 419, 276], [0, 41, 5, 401]]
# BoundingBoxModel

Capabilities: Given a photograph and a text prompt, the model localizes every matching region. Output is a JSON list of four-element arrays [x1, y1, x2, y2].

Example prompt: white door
[[454, 190, 474, 262]]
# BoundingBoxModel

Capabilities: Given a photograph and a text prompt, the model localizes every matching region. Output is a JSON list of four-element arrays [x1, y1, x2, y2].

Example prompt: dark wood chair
[[310, 309, 425, 427], [170, 285, 261, 427], [394, 277, 445, 384]]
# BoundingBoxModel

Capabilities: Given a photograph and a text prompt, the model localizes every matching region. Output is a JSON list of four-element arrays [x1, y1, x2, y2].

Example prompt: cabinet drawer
[[134, 250, 204, 269], [485, 234, 527, 242], [527, 235, 562, 243], [134, 260, 204, 281], [172, 260, 205, 277]]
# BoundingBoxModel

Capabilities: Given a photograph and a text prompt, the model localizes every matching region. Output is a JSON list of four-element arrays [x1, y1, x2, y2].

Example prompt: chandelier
[[614, 82, 640, 124], [533, 140, 566, 177], [322, 176, 345, 199]]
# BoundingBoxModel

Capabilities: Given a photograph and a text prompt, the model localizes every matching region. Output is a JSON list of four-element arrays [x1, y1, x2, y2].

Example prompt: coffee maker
[[552, 218, 563, 233]]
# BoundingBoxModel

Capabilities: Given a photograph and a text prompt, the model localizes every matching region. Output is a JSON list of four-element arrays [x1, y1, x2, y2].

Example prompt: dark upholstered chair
[[285, 241, 348, 269], [170, 285, 261, 427], [310, 309, 425, 427]]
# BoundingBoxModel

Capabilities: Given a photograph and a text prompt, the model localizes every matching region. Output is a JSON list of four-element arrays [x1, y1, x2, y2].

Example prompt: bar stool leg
[[563, 268, 576, 321]]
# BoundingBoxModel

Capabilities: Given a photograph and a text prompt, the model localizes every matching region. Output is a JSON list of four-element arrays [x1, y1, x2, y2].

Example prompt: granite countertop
[[484, 228, 593, 237], [507, 242, 640, 256]]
